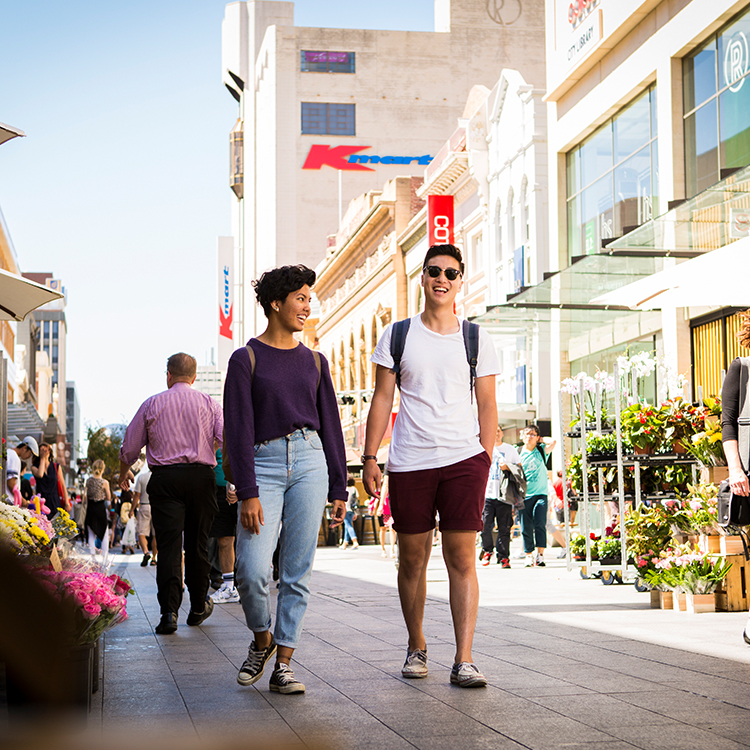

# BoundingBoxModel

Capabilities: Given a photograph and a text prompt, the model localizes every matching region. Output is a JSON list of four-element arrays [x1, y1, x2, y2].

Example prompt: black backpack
[[389, 318, 480, 399]]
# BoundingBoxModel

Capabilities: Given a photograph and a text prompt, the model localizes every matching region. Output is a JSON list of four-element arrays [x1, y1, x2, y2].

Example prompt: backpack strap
[[389, 319, 411, 390], [462, 320, 480, 402], [739, 357, 750, 474]]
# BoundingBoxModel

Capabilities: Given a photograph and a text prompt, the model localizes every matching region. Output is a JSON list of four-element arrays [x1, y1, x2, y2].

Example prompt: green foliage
[[86, 425, 124, 483]]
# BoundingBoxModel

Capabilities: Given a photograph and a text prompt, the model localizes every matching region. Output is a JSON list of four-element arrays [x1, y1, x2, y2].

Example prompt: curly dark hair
[[738, 309, 750, 349], [252, 265, 316, 317], [422, 244, 465, 275]]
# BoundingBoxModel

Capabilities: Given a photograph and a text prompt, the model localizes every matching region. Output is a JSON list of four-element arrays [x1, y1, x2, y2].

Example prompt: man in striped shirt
[[120, 352, 224, 635]]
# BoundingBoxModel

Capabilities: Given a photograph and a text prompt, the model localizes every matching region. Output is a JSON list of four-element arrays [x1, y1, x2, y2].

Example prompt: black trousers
[[481, 498, 514, 561], [148, 464, 218, 615]]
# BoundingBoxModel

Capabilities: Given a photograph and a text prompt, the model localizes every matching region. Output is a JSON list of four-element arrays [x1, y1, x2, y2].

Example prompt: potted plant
[[662, 397, 701, 454], [677, 552, 732, 613], [621, 403, 667, 454], [596, 527, 623, 566], [569, 533, 587, 560]]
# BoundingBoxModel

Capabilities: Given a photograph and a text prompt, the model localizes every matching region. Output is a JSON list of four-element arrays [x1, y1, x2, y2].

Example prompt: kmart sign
[[303, 144, 433, 172]]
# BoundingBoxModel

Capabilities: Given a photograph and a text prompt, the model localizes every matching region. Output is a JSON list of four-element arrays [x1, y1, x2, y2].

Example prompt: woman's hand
[[728, 467, 750, 496], [329, 499, 346, 528], [240, 497, 264, 534]]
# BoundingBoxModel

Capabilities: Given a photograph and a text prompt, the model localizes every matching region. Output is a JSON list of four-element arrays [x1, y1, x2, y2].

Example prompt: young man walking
[[363, 243, 499, 688]]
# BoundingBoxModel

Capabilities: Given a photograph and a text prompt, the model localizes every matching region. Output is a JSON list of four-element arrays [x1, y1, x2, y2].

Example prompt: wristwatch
[[361, 454, 378, 463]]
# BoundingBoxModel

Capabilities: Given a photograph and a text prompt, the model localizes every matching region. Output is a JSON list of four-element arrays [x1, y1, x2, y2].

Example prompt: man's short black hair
[[253, 264, 316, 317], [422, 244, 465, 275], [346, 476, 356, 487], [525, 423, 541, 436]]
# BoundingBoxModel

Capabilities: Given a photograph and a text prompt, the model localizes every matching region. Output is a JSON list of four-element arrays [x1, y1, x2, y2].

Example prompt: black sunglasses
[[424, 265, 461, 281]]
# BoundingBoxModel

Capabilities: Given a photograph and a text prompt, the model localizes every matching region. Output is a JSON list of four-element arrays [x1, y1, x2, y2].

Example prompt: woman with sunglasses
[[223, 264, 347, 694]]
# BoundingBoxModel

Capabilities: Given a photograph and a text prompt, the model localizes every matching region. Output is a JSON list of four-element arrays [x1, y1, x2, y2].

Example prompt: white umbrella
[[0, 268, 64, 321], [0, 122, 25, 147], [591, 236, 750, 309]]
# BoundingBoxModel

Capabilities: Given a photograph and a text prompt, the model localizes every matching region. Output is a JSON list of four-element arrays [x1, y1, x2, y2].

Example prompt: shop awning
[[0, 122, 25, 146], [604, 163, 750, 257], [592, 234, 750, 309], [472, 254, 664, 350]]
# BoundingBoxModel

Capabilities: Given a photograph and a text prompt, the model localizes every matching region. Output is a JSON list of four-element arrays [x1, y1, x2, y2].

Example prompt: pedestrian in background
[[340, 477, 360, 550], [130, 465, 157, 567], [209, 444, 240, 604], [224, 264, 347, 695], [120, 352, 223, 636], [519, 424, 556, 568], [84, 459, 111, 564]]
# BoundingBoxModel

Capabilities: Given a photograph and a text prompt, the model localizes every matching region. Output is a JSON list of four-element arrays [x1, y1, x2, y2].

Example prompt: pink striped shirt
[[120, 382, 223, 467]]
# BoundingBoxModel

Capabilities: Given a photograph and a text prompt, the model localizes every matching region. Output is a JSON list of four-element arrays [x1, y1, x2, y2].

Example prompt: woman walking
[[84, 459, 112, 564], [224, 264, 347, 694]]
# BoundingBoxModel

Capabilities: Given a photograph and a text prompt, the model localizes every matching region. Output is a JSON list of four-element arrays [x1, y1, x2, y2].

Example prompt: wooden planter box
[[650, 589, 661, 608], [720, 536, 745, 555], [699, 534, 722, 554], [700, 466, 729, 484], [659, 590, 673, 610], [674, 592, 687, 611], [686, 592, 716, 613], [714, 553, 749, 611]]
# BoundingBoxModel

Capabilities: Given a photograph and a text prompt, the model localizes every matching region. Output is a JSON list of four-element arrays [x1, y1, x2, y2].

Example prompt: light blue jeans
[[235, 428, 328, 648], [342, 510, 357, 544]]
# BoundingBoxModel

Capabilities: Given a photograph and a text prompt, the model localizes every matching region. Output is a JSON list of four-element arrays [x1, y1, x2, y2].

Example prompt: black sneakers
[[186, 596, 214, 626], [269, 663, 306, 694], [237, 637, 278, 686]]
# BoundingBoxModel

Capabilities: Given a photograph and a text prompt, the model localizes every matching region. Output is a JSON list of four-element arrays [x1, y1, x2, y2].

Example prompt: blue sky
[[0, 0, 434, 440]]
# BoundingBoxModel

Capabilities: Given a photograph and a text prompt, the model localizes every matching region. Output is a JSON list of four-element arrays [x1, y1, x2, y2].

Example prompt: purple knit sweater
[[223, 339, 347, 502]]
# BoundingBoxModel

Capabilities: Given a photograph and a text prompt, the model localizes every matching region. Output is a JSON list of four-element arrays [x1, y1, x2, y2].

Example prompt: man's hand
[[363, 460, 382, 498], [226, 485, 238, 505], [119, 471, 133, 492], [329, 499, 346, 527], [240, 497, 264, 534]]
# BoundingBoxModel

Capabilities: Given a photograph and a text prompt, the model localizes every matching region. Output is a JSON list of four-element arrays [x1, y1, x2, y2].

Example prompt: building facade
[[543, 0, 750, 446], [221, 0, 546, 340]]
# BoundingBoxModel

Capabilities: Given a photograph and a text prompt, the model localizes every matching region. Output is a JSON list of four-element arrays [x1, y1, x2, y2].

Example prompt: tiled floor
[[7, 541, 750, 749]]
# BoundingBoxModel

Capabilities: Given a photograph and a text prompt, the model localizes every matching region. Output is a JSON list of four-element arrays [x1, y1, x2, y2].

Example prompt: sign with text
[[730, 208, 750, 238], [218, 236, 234, 371], [427, 195, 454, 246]]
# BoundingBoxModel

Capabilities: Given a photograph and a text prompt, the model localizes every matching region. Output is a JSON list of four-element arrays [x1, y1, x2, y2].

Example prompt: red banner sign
[[427, 195, 454, 246]]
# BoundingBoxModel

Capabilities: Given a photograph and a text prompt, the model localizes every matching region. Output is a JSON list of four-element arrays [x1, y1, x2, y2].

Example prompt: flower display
[[52, 508, 79, 540], [0, 501, 52, 553], [645, 547, 732, 595], [33, 564, 133, 644]]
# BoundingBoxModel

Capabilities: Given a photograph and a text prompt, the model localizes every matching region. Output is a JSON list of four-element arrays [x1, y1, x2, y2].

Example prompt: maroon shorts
[[388, 451, 492, 534]]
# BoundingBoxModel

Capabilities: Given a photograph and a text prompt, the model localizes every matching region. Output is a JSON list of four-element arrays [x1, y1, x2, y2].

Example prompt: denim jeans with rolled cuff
[[234, 428, 328, 648]]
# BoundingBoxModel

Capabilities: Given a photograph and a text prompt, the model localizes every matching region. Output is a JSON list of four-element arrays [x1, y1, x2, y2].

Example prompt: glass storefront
[[684, 7, 750, 198], [566, 87, 658, 262]]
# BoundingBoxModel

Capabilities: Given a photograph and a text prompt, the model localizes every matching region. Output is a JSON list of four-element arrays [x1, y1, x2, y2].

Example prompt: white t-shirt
[[134, 469, 152, 506], [371, 315, 501, 472]]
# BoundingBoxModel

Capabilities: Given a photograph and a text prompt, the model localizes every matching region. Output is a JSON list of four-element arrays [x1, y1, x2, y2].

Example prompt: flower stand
[[686, 592, 716, 613], [659, 590, 673, 609], [720, 536, 745, 555], [714, 554, 750, 611], [699, 535, 721, 554]]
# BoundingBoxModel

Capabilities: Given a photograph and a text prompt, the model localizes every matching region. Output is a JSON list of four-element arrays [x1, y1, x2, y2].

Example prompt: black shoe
[[140, 553, 151, 567], [744, 625, 750, 645], [155, 612, 178, 635], [186, 596, 214, 626]]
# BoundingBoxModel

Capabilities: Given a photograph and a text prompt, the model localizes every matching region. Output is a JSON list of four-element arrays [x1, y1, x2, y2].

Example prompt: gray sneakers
[[450, 661, 487, 688], [269, 663, 306, 694], [237, 638, 277, 686], [401, 647, 428, 678]]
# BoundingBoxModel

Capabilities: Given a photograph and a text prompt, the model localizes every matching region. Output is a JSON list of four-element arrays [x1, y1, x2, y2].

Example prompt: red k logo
[[219, 304, 233, 339], [302, 145, 374, 172]]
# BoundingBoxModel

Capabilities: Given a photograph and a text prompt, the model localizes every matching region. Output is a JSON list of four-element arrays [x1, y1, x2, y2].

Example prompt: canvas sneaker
[[450, 662, 487, 688], [480, 552, 491, 567], [499, 558, 511, 568], [535, 553, 546, 567], [401, 647, 428, 678], [269, 663, 306, 694], [237, 638, 277, 686], [524, 555, 534, 567], [211, 583, 240, 604]]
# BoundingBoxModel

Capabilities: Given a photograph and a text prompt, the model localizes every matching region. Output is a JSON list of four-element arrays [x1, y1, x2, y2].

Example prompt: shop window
[[684, 7, 750, 197], [691, 309, 746, 398], [301, 103, 355, 136], [566, 87, 658, 263], [300, 51, 355, 74]]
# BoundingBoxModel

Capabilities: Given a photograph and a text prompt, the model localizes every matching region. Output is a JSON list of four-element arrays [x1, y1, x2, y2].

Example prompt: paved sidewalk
[[49, 543, 750, 748]]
